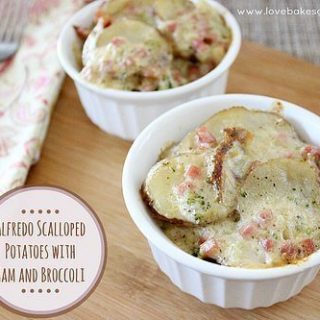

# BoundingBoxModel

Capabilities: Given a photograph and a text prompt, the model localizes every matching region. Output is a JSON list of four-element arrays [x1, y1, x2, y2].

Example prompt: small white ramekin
[[57, 0, 241, 140], [122, 94, 320, 309]]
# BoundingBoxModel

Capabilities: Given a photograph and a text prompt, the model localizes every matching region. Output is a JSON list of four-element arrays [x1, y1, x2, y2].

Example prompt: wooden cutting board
[[3, 41, 320, 320]]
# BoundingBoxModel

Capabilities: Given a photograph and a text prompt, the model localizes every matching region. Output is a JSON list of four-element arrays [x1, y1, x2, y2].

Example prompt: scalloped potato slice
[[171, 107, 305, 162], [81, 19, 172, 90], [154, 0, 195, 20], [237, 158, 320, 264], [143, 152, 232, 225], [239, 158, 320, 225], [155, 0, 231, 64], [96, 0, 195, 27], [96, 0, 155, 26], [96, 19, 163, 47], [97, 0, 130, 17], [161, 218, 238, 257], [143, 136, 252, 225], [161, 159, 320, 267], [161, 218, 272, 268], [83, 19, 171, 65]]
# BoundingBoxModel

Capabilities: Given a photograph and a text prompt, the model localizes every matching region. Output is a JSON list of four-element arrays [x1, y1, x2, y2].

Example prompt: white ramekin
[[57, 1, 241, 140], [122, 94, 320, 309]]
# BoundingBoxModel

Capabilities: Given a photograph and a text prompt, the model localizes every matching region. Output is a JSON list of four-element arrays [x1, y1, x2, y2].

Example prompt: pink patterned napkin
[[0, 0, 85, 194]]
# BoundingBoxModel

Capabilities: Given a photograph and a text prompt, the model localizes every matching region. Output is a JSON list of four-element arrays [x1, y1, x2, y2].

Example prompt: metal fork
[[0, 0, 28, 62]]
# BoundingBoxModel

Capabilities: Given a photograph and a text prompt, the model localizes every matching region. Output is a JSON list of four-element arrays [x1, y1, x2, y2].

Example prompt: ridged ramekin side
[[149, 242, 320, 309], [74, 72, 228, 140]]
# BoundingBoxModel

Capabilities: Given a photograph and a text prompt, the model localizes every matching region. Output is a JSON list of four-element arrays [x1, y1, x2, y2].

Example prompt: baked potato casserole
[[142, 107, 320, 268], [74, 0, 232, 91]]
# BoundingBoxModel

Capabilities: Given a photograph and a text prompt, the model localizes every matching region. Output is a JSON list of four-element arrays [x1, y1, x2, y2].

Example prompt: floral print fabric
[[0, 0, 84, 194]]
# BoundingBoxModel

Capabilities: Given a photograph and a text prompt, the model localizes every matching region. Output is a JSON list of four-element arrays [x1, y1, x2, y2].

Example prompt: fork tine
[[0, 0, 8, 40], [12, 0, 28, 43], [0, 0, 28, 61], [0, 0, 13, 42], [4, 0, 20, 42]]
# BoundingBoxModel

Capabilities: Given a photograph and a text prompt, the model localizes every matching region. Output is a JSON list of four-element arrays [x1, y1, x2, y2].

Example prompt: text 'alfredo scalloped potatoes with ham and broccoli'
[[74, 0, 232, 91]]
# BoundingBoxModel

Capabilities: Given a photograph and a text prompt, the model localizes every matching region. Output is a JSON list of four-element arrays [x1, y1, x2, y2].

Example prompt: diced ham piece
[[199, 237, 220, 258], [192, 39, 207, 51], [188, 65, 200, 81], [172, 69, 184, 84], [302, 145, 320, 158], [136, 47, 148, 58], [276, 132, 288, 143], [195, 126, 217, 148], [261, 239, 274, 252], [301, 145, 320, 167], [259, 209, 273, 220], [166, 22, 177, 33], [284, 151, 293, 159], [124, 57, 134, 67], [258, 209, 273, 227], [185, 165, 201, 179], [304, 145, 313, 154], [312, 147, 320, 159], [176, 181, 193, 195], [111, 37, 126, 47], [301, 239, 315, 256], [280, 241, 298, 261], [239, 222, 259, 239]]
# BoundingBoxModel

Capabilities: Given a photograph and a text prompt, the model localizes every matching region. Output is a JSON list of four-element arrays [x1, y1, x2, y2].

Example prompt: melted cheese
[[170, 107, 305, 160], [144, 152, 235, 224], [144, 107, 320, 268], [81, 19, 172, 91], [79, 0, 231, 91]]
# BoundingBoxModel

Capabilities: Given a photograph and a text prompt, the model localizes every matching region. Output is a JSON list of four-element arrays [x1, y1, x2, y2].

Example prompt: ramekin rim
[[122, 93, 320, 280], [57, 0, 242, 100]]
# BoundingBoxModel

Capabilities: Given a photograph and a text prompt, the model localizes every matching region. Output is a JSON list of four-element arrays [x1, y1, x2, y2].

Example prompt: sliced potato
[[148, 107, 320, 267], [154, 0, 195, 20], [160, 222, 200, 255], [143, 133, 252, 225], [143, 153, 222, 225], [97, 0, 131, 17], [161, 159, 320, 267], [238, 158, 320, 224], [155, 0, 231, 64], [161, 218, 238, 258], [237, 158, 320, 264], [167, 58, 214, 88], [161, 218, 269, 268], [83, 19, 170, 66], [81, 19, 172, 90], [96, 0, 155, 26], [95, 19, 166, 47], [172, 107, 305, 162]]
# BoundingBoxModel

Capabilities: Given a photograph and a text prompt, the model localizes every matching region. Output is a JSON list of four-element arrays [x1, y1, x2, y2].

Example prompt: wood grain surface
[[2, 41, 320, 319]]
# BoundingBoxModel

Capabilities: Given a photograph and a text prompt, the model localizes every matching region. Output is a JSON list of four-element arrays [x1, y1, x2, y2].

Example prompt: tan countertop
[[2, 41, 320, 320]]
